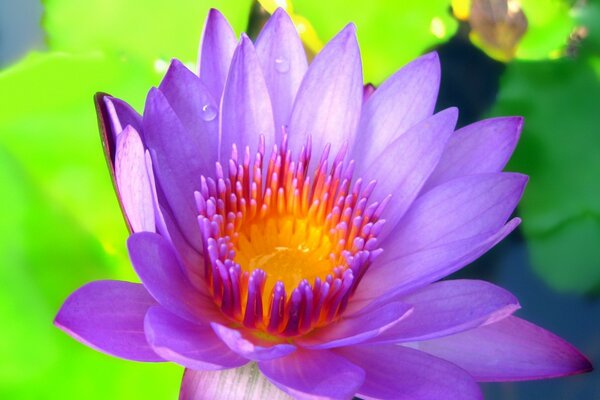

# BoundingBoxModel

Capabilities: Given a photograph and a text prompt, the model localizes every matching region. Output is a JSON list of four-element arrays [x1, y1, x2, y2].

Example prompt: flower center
[[236, 217, 334, 298], [195, 136, 386, 337]]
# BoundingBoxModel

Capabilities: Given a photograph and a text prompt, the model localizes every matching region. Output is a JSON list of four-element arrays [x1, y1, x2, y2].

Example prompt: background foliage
[[0, 0, 598, 398]]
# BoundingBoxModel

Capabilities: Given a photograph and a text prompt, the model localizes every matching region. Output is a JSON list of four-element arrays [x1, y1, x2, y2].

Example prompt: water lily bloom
[[55, 8, 592, 400]]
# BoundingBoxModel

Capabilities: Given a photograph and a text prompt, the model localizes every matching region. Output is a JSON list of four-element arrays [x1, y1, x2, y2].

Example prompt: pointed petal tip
[[207, 8, 226, 21]]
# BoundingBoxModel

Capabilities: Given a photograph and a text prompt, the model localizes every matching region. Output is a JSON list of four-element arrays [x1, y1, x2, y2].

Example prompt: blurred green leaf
[[0, 52, 161, 270], [492, 54, 600, 293], [293, 0, 458, 84], [515, 0, 574, 60], [43, 0, 253, 63], [0, 147, 181, 398]]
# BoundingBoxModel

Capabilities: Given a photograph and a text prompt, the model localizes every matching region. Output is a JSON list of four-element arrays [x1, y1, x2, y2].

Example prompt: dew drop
[[274, 57, 290, 73], [201, 104, 217, 121]]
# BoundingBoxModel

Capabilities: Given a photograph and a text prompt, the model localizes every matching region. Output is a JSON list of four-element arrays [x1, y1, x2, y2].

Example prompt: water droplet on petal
[[274, 57, 290, 73], [201, 104, 217, 121]]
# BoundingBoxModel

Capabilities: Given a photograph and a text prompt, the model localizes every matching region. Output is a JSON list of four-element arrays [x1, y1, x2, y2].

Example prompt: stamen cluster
[[195, 136, 387, 337]]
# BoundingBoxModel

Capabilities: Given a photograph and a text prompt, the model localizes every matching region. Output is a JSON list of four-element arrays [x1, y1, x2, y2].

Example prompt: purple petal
[[220, 35, 275, 161], [259, 349, 365, 399], [287, 24, 363, 157], [159, 59, 219, 168], [143, 87, 208, 250], [296, 302, 413, 350], [255, 8, 308, 133], [115, 125, 156, 233], [364, 280, 519, 344], [351, 52, 440, 168], [336, 344, 482, 400], [211, 323, 296, 361], [423, 116, 523, 192], [380, 173, 527, 260], [198, 8, 237, 101], [54, 280, 162, 362], [103, 96, 143, 140], [363, 108, 458, 239], [180, 364, 291, 400], [415, 315, 593, 381], [349, 218, 521, 314], [362, 83, 376, 103], [127, 232, 223, 324], [145, 306, 247, 370]]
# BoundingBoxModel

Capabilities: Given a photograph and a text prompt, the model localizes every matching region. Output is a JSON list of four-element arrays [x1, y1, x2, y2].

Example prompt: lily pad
[[292, 0, 458, 83], [491, 54, 600, 293], [43, 0, 253, 63]]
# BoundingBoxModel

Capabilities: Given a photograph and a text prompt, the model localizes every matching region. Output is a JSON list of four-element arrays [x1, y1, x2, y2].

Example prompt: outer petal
[[295, 302, 413, 350], [379, 172, 527, 260], [103, 96, 143, 141], [259, 349, 365, 400], [145, 306, 247, 370], [349, 218, 521, 314], [143, 88, 208, 251], [127, 232, 223, 323], [415, 315, 593, 381], [255, 8, 308, 133], [159, 59, 219, 168], [211, 323, 296, 361], [54, 280, 162, 362], [180, 364, 292, 400], [352, 52, 440, 167], [363, 108, 458, 238], [220, 35, 275, 161], [287, 24, 363, 157], [364, 280, 519, 344], [423, 116, 523, 192], [198, 8, 237, 101], [336, 344, 482, 400], [115, 125, 156, 233]]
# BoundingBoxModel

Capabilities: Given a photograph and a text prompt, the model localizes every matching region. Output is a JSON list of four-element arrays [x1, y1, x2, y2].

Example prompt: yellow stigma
[[235, 217, 334, 305]]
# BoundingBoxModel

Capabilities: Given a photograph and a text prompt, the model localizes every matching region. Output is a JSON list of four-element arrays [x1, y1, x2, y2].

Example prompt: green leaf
[[491, 55, 600, 293], [293, 0, 458, 84], [43, 0, 253, 63], [0, 146, 181, 399], [515, 0, 575, 60], [0, 52, 161, 271]]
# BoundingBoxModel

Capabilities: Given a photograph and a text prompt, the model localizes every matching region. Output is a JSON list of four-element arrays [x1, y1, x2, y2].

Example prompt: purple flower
[[55, 8, 592, 400]]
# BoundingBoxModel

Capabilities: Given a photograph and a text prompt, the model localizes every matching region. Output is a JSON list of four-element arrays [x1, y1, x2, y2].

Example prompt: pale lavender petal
[[255, 8, 308, 133], [115, 125, 155, 233], [159, 59, 219, 167], [364, 280, 519, 344], [379, 173, 527, 260], [287, 24, 363, 156], [336, 344, 482, 400], [415, 315, 593, 381], [348, 218, 521, 314], [54, 280, 162, 362], [296, 302, 413, 350], [198, 8, 237, 101], [220, 35, 275, 161], [145, 306, 247, 370], [211, 323, 296, 361], [423, 116, 524, 192], [259, 349, 365, 400], [180, 364, 292, 400], [363, 108, 458, 239], [103, 96, 142, 140], [352, 52, 440, 168], [127, 232, 223, 324], [143, 87, 208, 250]]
